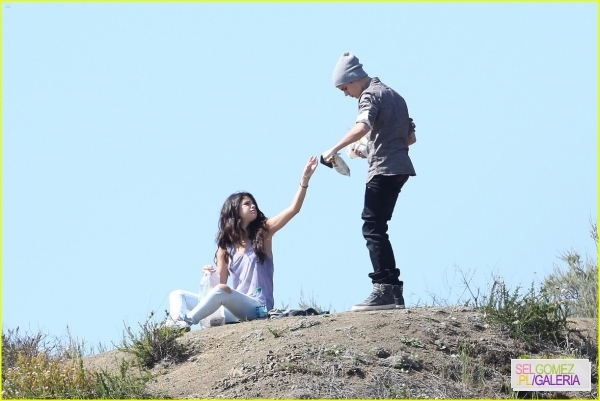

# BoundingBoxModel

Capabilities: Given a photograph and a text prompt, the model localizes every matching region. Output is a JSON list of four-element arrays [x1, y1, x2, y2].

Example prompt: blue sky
[[2, 2, 597, 350]]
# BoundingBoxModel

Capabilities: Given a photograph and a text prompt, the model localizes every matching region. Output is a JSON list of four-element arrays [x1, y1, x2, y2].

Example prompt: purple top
[[228, 241, 275, 310]]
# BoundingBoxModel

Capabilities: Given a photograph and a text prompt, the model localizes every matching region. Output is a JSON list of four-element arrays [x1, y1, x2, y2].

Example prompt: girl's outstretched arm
[[266, 156, 318, 236]]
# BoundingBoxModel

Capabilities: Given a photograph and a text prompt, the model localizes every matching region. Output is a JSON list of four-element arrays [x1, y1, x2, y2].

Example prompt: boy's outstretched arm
[[267, 156, 318, 235], [321, 123, 370, 162]]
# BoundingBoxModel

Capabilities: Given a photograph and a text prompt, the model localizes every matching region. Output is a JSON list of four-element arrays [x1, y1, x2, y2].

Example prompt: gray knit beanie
[[332, 51, 368, 86]]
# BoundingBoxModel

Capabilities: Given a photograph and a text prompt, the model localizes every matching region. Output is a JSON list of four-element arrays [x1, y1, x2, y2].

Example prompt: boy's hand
[[320, 150, 338, 168], [319, 155, 333, 168]]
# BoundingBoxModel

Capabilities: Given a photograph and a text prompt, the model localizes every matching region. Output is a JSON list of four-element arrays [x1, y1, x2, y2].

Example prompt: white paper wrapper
[[200, 306, 225, 328], [332, 154, 350, 176], [199, 270, 221, 298]]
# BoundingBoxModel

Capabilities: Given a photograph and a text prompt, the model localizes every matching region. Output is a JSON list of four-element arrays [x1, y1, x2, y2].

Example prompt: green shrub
[[1, 327, 155, 399], [483, 280, 571, 348], [117, 311, 190, 369], [541, 222, 598, 318]]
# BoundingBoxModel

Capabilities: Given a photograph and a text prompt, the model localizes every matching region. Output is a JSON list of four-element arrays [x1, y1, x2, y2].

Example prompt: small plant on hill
[[117, 311, 190, 369], [266, 326, 288, 338], [370, 371, 411, 399], [322, 344, 345, 361], [399, 336, 425, 348]]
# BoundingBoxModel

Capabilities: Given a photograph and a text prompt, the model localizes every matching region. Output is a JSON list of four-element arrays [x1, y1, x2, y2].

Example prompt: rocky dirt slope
[[85, 306, 597, 399]]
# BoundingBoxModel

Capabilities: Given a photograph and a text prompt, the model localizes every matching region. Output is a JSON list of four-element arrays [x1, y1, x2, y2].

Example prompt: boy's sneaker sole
[[352, 303, 396, 312]]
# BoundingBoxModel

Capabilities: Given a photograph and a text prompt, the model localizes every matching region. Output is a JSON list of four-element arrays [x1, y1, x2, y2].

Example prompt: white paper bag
[[200, 306, 225, 328], [331, 154, 350, 176]]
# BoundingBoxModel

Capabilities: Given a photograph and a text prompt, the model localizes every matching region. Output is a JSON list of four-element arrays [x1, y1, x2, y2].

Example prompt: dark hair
[[214, 192, 269, 264]]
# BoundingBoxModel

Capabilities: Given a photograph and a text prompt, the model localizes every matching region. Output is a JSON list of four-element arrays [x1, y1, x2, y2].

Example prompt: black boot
[[392, 281, 405, 309]]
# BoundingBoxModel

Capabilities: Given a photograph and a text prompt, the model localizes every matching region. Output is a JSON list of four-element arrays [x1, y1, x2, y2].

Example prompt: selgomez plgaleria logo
[[511, 359, 592, 391]]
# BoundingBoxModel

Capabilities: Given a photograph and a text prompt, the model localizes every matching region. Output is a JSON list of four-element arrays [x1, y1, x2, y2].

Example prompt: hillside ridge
[[85, 306, 598, 399]]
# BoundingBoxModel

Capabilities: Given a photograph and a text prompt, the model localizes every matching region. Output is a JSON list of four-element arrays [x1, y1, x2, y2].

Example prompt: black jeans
[[362, 174, 409, 285]]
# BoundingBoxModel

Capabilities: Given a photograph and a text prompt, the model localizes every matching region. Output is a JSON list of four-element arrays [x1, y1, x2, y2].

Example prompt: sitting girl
[[164, 156, 318, 330]]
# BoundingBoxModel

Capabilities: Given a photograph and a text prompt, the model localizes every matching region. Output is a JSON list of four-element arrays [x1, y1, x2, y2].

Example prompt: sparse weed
[[397, 351, 422, 373], [307, 361, 323, 375], [266, 326, 288, 338], [383, 378, 406, 398], [456, 345, 474, 385], [322, 344, 345, 361], [442, 344, 489, 387], [298, 288, 331, 313], [278, 360, 296, 371], [371, 371, 410, 399]]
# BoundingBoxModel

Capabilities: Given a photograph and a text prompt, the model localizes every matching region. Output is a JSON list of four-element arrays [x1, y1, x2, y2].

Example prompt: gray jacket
[[356, 77, 416, 183]]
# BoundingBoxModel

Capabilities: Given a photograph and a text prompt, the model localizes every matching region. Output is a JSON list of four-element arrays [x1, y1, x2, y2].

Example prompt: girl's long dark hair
[[214, 192, 269, 264]]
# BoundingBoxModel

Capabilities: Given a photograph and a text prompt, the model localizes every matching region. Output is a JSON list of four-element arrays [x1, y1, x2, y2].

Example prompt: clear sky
[[2, 2, 598, 351]]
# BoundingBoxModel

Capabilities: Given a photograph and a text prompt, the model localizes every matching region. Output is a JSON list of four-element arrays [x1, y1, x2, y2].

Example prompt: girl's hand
[[302, 156, 318, 180], [203, 265, 216, 273]]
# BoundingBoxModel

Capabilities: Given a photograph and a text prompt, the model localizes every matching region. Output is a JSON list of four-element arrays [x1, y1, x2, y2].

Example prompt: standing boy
[[321, 51, 416, 311]]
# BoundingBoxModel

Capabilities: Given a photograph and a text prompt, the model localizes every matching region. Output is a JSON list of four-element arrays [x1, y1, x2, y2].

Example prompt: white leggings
[[168, 287, 261, 325]]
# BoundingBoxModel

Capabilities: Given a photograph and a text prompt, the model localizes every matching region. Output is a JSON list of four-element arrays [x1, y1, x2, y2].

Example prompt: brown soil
[[85, 307, 598, 399]]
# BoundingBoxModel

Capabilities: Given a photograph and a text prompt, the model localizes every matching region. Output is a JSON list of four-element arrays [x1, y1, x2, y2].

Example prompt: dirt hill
[[85, 306, 598, 399]]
